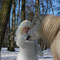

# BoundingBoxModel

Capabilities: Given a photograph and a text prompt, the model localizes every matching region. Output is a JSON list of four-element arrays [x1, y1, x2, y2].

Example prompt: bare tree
[[35, 0, 40, 16], [0, 0, 12, 51], [50, 0, 54, 15], [46, 0, 48, 14], [8, 0, 16, 51], [7, 20, 10, 50], [21, 0, 26, 21], [41, 0, 44, 14]]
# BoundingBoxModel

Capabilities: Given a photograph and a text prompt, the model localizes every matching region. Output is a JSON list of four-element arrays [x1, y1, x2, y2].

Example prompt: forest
[[0, 0, 60, 52]]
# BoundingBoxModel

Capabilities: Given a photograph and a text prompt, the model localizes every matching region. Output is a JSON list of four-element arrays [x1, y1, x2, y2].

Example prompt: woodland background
[[0, 0, 60, 51]]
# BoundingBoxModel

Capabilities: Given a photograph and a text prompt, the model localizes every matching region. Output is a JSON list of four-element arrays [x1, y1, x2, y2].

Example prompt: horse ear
[[36, 13, 42, 22]]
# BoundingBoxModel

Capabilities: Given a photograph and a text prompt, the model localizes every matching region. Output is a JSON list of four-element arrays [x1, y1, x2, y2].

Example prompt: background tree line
[[0, 0, 60, 51]]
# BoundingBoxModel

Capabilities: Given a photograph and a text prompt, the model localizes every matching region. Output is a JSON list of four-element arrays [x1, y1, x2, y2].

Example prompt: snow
[[1, 48, 53, 60]]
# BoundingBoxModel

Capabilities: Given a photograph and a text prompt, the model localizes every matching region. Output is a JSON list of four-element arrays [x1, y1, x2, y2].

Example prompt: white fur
[[28, 16, 41, 40], [30, 15, 60, 60], [15, 20, 43, 60]]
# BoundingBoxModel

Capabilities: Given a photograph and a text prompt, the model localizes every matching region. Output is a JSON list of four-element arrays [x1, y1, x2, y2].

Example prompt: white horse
[[28, 15, 60, 60]]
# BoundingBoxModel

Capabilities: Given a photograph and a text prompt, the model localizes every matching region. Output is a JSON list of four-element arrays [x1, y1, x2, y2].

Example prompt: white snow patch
[[1, 48, 53, 60]]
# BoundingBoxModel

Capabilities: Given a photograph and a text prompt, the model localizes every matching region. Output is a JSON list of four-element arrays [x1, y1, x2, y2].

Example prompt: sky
[[9, 0, 60, 27], [52, 0, 60, 15], [0, 0, 60, 27]]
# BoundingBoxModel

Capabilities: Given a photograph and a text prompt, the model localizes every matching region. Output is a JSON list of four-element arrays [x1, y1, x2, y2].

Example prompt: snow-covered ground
[[1, 48, 53, 60]]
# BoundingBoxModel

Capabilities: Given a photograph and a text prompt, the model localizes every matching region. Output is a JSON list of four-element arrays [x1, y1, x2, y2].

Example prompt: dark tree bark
[[46, 0, 48, 14], [42, 0, 44, 14], [8, 0, 16, 51], [50, 0, 54, 15], [7, 19, 11, 50], [0, 0, 12, 51], [35, 0, 40, 16], [21, 0, 25, 21]]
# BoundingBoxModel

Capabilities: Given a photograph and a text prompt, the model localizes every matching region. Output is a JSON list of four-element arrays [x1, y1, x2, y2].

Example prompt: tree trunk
[[7, 19, 11, 50], [46, 0, 48, 14], [35, 0, 40, 16], [0, 0, 12, 51], [42, 0, 44, 14], [21, 0, 25, 21], [50, 0, 54, 15], [8, 0, 16, 51]]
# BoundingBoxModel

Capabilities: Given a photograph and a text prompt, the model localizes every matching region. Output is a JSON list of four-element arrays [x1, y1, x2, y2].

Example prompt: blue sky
[[52, 0, 60, 15], [15, 0, 60, 16], [10, 0, 60, 27]]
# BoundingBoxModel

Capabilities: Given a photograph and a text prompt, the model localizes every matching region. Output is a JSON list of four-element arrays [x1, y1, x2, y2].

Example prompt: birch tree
[[35, 0, 40, 16], [8, 0, 16, 51]]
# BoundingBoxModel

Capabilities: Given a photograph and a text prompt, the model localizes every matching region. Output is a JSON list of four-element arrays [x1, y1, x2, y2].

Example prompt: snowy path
[[1, 48, 53, 60]]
